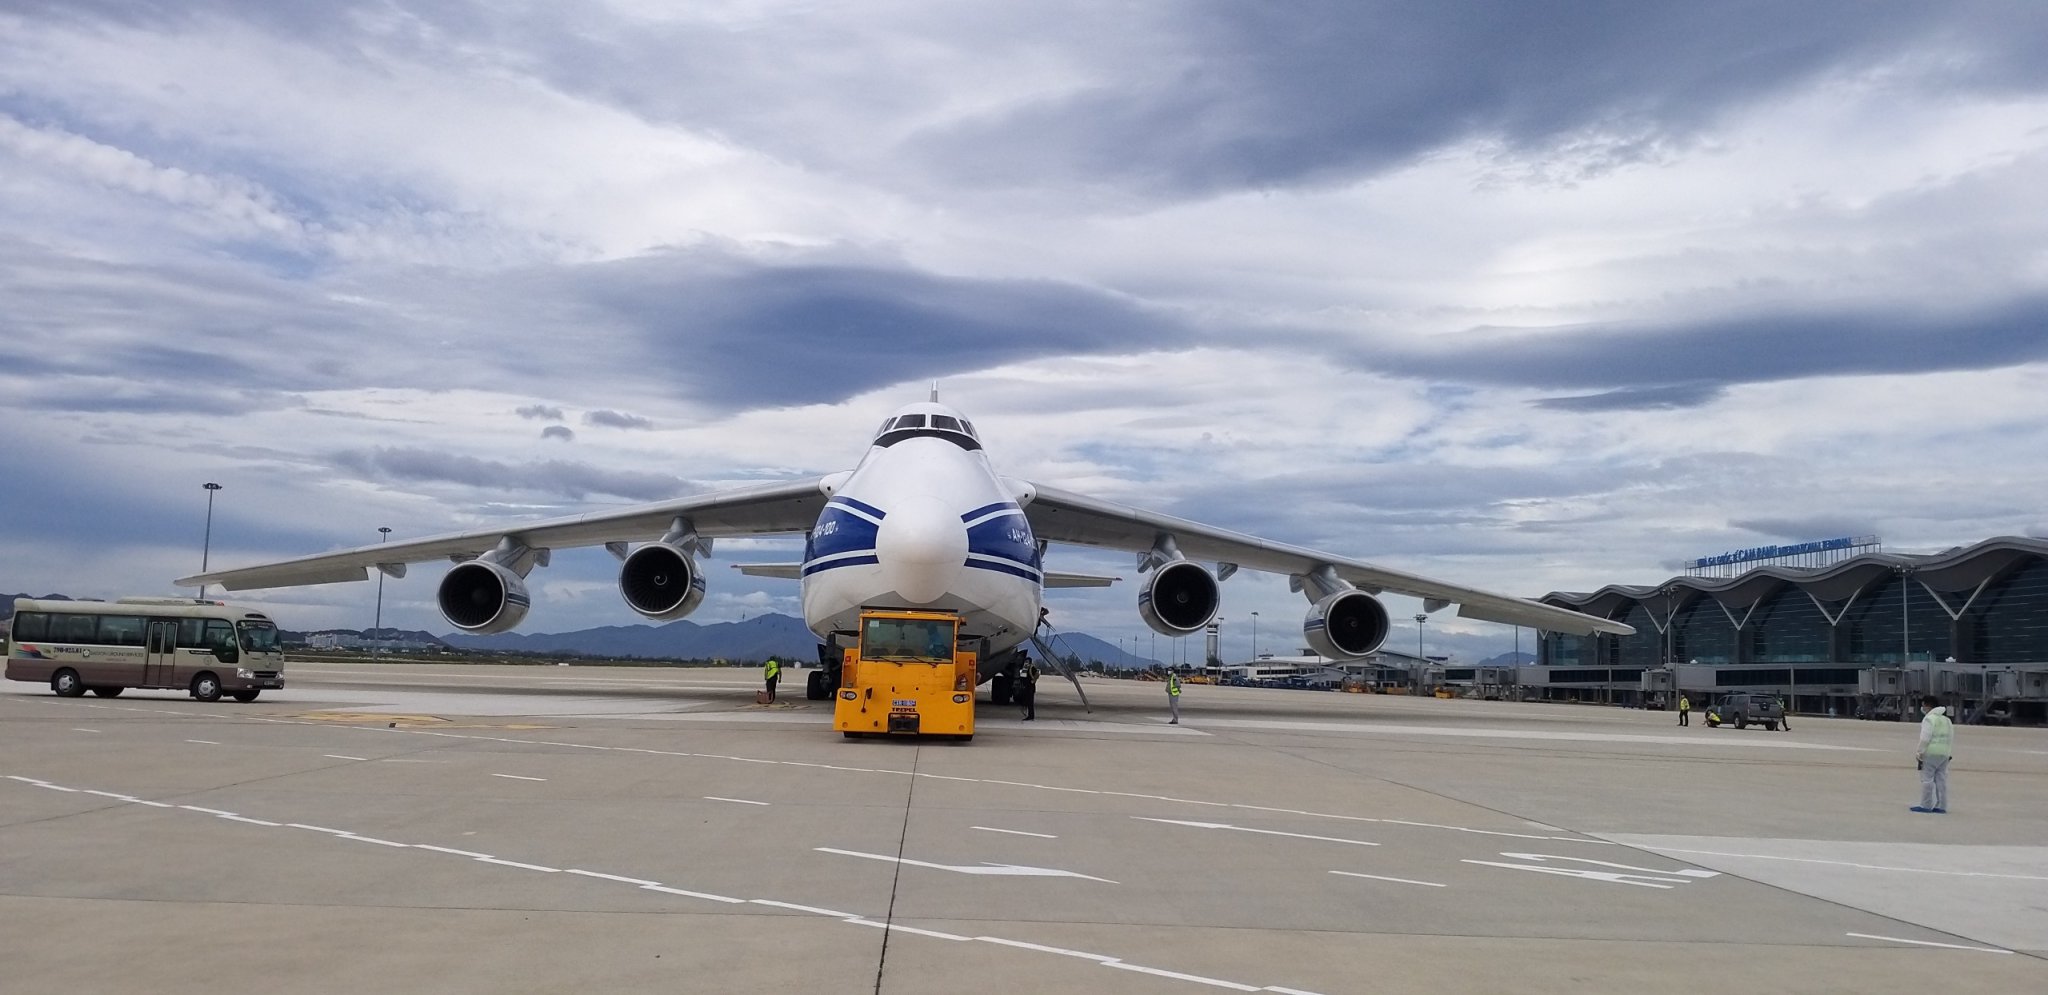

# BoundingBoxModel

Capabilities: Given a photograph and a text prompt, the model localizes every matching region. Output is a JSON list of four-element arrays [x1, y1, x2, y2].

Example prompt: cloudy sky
[[5, 1, 2046, 664]]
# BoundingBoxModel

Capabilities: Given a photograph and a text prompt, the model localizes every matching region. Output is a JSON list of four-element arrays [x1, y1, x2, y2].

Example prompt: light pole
[[373, 526, 392, 654], [1415, 613, 1428, 662], [198, 482, 223, 599], [1250, 611, 1259, 662]]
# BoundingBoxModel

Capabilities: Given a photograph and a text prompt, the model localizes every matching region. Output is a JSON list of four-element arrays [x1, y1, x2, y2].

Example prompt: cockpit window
[[892, 414, 927, 430], [930, 415, 961, 432], [959, 420, 978, 439]]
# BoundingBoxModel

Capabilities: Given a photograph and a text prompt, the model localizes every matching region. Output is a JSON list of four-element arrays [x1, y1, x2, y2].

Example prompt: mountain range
[[440, 613, 1160, 668], [3, 592, 1163, 668]]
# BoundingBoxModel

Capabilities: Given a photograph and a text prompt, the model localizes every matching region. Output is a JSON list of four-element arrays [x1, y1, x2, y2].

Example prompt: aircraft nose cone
[[874, 497, 967, 604]]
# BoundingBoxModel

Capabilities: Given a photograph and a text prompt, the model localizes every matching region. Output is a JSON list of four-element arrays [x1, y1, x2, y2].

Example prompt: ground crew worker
[[1911, 695, 1953, 813], [1705, 706, 1721, 728], [1166, 671, 1183, 724], [1017, 661, 1039, 721], [1779, 695, 1792, 731], [762, 656, 781, 703], [1677, 694, 1690, 726]]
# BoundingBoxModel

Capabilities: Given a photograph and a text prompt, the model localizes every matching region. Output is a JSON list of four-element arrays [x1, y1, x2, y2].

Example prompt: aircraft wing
[[1016, 481, 1632, 636], [179, 477, 831, 591]]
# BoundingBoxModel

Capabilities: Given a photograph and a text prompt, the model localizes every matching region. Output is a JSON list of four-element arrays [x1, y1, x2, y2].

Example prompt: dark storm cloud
[[567, 254, 1190, 408], [582, 409, 653, 430], [1731, 517, 1879, 542], [516, 404, 565, 421], [904, 1, 2048, 196], [329, 447, 684, 502], [1532, 383, 1727, 412], [540, 425, 574, 442], [1361, 297, 2048, 398]]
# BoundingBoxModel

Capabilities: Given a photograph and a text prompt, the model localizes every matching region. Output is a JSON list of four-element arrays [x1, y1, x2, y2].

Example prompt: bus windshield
[[860, 617, 956, 662], [238, 622, 281, 654]]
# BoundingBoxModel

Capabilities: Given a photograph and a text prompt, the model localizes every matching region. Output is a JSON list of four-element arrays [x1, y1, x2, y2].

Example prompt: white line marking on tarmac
[[71, 728, 99, 733], [843, 919, 970, 941], [640, 884, 744, 903], [185, 739, 220, 745], [703, 795, 768, 805], [974, 826, 1058, 839], [323, 755, 369, 761], [816, 847, 1119, 883], [3, 773, 1326, 995], [565, 869, 659, 886], [20, 701, 1605, 850], [1135, 817, 1379, 847], [1329, 870, 1446, 888], [490, 773, 547, 781], [1845, 933, 2012, 954], [476, 857, 560, 872], [751, 899, 855, 917], [1606, 846, 2048, 882], [973, 937, 1117, 962], [1106, 962, 1261, 991]]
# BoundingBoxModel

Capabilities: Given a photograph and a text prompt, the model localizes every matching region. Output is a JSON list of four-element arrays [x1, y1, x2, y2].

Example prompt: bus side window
[[203, 620, 236, 653], [12, 611, 49, 641], [58, 614, 98, 643], [178, 618, 206, 648], [99, 615, 145, 647]]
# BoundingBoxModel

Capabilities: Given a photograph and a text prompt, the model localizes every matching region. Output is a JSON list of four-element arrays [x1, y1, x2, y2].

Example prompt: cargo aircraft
[[180, 396, 1632, 702]]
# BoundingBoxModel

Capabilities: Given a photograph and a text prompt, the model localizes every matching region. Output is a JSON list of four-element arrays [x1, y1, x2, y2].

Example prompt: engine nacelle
[[618, 542, 706, 621], [1139, 560, 1220, 636], [437, 561, 532, 634], [1303, 590, 1390, 660]]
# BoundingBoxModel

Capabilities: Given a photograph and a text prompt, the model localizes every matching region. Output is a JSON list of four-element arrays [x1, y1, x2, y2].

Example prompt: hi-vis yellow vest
[[1924, 711, 1954, 758], [1167, 675, 1182, 696], [763, 659, 781, 681]]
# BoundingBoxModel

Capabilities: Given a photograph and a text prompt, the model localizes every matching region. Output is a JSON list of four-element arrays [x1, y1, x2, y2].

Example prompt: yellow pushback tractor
[[834, 609, 976, 740]]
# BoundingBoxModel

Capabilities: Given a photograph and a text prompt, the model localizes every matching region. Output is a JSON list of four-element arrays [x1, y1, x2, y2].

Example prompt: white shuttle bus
[[5, 597, 286, 702]]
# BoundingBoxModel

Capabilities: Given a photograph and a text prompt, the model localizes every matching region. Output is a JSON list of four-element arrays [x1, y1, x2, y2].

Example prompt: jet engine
[[618, 542, 706, 621], [1138, 560, 1220, 636], [437, 561, 532, 634], [1302, 589, 1390, 660]]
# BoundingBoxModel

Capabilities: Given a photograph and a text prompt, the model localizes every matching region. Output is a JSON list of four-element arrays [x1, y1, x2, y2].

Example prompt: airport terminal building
[[1533, 536, 2048, 723]]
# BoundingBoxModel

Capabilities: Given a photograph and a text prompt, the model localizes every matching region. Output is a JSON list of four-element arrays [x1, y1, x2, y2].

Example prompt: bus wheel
[[91, 687, 124, 698], [52, 669, 87, 697], [191, 673, 224, 702], [230, 690, 260, 703]]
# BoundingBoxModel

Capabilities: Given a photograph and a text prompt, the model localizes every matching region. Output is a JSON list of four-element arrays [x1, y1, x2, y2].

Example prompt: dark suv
[[1709, 692, 1785, 731]]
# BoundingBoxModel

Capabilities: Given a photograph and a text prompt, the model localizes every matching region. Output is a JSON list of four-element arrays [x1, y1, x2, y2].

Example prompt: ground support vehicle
[[1708, 692, 1784, 730], [6, 597, 287, 702], [833, 610, 975, 740]]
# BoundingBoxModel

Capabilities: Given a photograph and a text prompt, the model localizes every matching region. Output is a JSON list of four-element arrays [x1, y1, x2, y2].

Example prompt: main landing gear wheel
[[52, 669, 86, 697], [191, 673, 223, 702], [990, 674, 1013, 706], [807, 670, 827, 701]]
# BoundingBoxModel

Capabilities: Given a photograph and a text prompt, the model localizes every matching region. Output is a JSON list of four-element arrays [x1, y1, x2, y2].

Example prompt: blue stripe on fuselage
[[960, 501, 1019, 522], [964, 559, 1043, 583], [828, 495, 888, 521], [802, 554, 880, 577], [965, 511, 1038, 570]]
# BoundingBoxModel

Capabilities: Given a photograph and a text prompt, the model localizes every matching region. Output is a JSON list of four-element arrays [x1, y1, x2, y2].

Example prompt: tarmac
[[4, 662, 2045, 994]]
